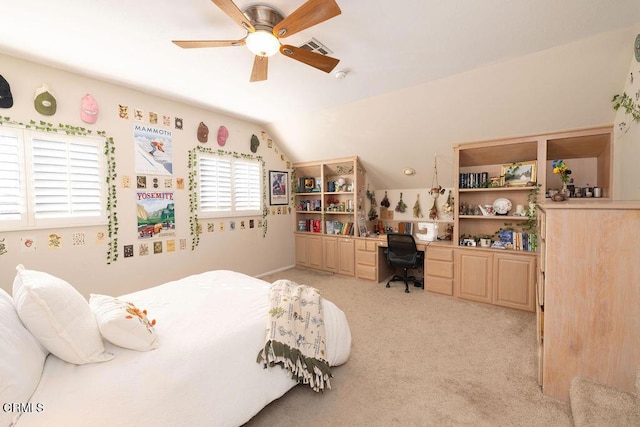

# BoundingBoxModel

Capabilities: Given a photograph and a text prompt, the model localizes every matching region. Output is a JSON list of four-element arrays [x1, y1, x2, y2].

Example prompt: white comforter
[[15, 270, 351, 427]]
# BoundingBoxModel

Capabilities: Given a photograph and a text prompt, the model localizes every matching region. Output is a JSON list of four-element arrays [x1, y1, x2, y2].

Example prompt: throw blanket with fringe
[[256, 279, 332, 392]]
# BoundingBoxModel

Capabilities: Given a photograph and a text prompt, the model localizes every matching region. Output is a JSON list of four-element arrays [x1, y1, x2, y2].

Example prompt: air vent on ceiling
[[298, 37, 333, 56]]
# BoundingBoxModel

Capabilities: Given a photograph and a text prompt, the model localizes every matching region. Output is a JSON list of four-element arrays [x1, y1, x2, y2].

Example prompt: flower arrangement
[[551, 159, 571, 184], [326, 196, 340, 206]]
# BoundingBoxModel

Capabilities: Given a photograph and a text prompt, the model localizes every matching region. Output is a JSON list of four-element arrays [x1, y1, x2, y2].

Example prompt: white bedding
[[14, 270, 351, 427]]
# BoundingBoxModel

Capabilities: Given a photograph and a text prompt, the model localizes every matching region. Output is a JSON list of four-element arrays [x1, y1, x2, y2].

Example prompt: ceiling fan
[[172, 0, 342, 82]]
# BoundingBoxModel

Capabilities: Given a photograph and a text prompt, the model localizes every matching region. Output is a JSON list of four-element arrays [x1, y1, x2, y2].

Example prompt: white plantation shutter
[[0, 132, 24, 222], [199, 157, 232, 212], [234, 160, 261, 211], [31, 137, 102, 219], [198, 155, 262, 217], [0, 127, 106, 231]]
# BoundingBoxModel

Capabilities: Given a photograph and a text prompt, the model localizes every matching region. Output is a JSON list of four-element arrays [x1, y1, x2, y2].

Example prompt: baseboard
[[255, 264, 296, 279]]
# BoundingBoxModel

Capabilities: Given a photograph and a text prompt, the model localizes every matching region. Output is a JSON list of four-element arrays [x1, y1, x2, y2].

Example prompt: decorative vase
[[554, 182, 570, 201]]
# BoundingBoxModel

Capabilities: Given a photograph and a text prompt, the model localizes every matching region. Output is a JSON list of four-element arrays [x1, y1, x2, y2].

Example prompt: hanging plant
[[366, 186, 378, 220], [395, 192, 407, 213], [429, 155, 446, 199], [442, 190, 454, 216], [380, 191, 390, 208], [413, 193, 423, 218], [429, 199, 438, 220]]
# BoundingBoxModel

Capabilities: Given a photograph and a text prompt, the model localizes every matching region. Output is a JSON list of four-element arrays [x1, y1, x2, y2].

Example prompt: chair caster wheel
[[386, 283, 390, 288]]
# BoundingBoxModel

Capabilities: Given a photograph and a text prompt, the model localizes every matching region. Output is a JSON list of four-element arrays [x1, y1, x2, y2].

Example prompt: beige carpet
[[245, 268, 571, 426]]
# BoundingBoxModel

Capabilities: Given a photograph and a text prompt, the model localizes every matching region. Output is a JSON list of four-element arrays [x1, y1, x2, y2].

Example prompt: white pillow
[[12, 265, 113, 365], [89, 294, 159, 351], [0, 288, 48, 427]]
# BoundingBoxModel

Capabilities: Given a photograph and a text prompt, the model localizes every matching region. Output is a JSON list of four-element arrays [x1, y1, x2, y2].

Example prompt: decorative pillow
[[89, 294, 159, 351], [0, 288, 48, 427], [12, 265, 113, 365]]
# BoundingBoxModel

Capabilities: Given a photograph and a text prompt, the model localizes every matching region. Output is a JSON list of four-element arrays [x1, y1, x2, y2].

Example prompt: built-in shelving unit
[[453, 125, 613, 247], [293, 156, 366, 275], [450, 125, 613, 312], [293, 156, 365, 236]]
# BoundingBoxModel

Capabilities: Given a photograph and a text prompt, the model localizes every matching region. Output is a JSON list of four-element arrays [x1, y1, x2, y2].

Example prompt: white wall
[[613, 24, 640, 200], [268, 26, 635, 191], [0, 53, 294, 297]]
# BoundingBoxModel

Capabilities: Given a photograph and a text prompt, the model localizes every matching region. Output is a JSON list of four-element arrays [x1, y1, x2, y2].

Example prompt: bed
[[1, 268, 351, 427]]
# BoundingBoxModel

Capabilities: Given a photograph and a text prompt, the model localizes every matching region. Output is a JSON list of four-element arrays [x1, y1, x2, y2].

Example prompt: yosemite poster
[[136, 191, 176, 239]]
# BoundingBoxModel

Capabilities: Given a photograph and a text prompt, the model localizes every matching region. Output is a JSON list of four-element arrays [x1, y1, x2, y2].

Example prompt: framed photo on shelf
[[501, 160, 537, 187], [269, 170, 289, 205], [357, 217, 368, 237]]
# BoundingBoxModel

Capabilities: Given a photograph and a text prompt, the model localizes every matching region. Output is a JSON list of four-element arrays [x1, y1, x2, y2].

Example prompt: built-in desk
[[355, 236, 454, 295]]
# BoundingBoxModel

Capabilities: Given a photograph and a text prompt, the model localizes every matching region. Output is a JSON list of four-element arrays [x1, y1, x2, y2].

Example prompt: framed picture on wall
[[269, 170, 289, 205]]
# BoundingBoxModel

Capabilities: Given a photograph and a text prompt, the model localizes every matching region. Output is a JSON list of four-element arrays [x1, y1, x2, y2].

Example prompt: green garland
[[187, 146, 268, 250], [0, 117, 119, 263], [612, 93, 640, 122]]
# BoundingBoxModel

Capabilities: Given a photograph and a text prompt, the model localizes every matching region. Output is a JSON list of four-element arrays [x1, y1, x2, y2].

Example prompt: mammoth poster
[[134, 124, 173, 175]]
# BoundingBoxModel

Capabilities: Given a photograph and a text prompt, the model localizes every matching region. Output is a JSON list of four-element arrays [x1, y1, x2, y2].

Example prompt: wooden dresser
[[537, 201, 640, 402]]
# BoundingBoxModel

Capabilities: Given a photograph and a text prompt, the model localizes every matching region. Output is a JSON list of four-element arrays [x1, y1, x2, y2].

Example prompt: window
[[198, 154, 262, 217], [0, 126, 106, 231]]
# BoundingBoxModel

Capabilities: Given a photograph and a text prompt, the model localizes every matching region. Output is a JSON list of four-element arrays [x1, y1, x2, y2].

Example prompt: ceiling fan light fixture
[[245, 30, 280, 57]]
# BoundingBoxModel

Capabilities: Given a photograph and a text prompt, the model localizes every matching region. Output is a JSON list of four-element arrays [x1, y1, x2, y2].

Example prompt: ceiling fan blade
[[250, 56, 268, 82], [280, 45, 339, 73], [273, 0, 341, 38], [172, 39, 245, 49], [211, 0, 255, 32]]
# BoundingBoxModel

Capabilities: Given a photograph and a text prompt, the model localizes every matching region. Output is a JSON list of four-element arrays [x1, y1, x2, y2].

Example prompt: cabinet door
[[455, 249, 493, 304], [323, 237, 338, 272], [338, 238, 355, 276], [493, 253, 536, 312], [307, 235, 323, 270], [295, 234, 308, 267]]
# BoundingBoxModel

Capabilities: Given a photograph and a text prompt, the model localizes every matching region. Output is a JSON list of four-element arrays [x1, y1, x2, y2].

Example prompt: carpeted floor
[[245, 267, 572, 426]]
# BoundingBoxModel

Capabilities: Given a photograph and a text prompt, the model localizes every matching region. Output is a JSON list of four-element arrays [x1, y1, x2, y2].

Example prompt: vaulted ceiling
[[2, 0, 640, 188]]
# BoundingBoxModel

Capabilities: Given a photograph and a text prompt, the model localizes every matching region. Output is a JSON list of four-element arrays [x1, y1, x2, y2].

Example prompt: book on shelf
[[497, 230, 534, 251], [298, 219, 322, 233], [325, 221, 334, 234], [459, 172, 489, 189]]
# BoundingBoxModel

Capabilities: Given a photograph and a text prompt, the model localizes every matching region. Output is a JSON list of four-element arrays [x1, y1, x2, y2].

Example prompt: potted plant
[[475, 233, 495, 248]]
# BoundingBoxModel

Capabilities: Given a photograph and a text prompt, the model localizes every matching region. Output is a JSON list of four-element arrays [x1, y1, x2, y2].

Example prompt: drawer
[[356, 264, 377, 281], [425, 276, 453, 296], [356, 239, 379, 252], [426, 247, 453, 262], [356, 250, 377, 267], [426, 259, 453, 279]]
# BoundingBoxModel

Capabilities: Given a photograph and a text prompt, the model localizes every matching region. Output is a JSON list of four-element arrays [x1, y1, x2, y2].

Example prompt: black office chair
[[385, 233, 423, 293]]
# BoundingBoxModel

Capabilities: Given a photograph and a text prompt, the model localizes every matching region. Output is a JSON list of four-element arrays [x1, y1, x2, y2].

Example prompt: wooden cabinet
[[493, 253, 535, 311], [323, 236, 355, 276], [455, 249, 493, 304], [355, 238, 378, 280], [295, 234, 322, 270], [455, 248, 535, 311], [449, 126, 612, 313], [354, 238, 394, 282], [537, 201, 640, 402], [337, 238, 355, 276], [424, 246, 454, 295], [293, 156, 366, 276]]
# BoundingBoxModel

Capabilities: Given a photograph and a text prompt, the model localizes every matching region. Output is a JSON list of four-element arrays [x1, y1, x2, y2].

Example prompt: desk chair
[[385, 233, 423, 293]]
